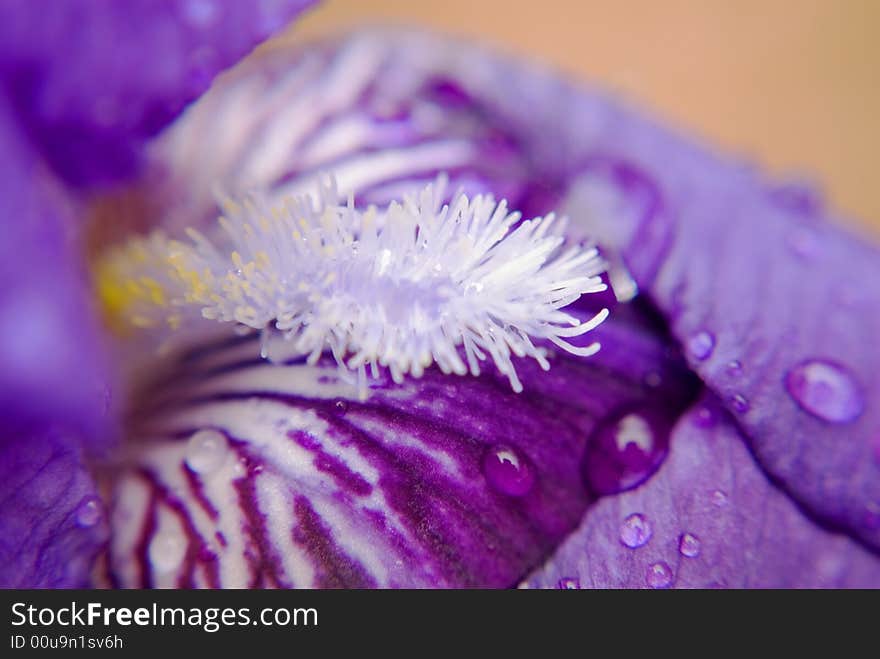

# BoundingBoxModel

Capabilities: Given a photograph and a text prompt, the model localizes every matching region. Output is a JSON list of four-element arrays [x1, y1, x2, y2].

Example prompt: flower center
[[94, 176, 609, 396]]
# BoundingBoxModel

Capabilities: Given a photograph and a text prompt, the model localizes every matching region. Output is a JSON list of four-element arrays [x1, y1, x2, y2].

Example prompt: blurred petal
[[524, 395, 880, 588], [137, 31, 531, 236], [104, 323, 698, 588], [0, 0, 319, 588], [0, 89, 114, 589], [0, 95, 112, 443], [0, 0, 317, 189]]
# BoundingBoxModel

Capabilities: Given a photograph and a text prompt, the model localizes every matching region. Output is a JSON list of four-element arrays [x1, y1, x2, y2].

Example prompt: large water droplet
[[149, 533, 186, 573], [784, 360, 864, 424], [482, 445, 535, 497], [557, 577, 580, 589], [646, 561, 673, 589], [687, 331, 715, 361], [619, 513, 653, 549], [75, 496, 103, 528], [583, 405, 673, 496], [678, 532, 701, 558], [185, 429, 228, 475], [334, 399, 349, 415]]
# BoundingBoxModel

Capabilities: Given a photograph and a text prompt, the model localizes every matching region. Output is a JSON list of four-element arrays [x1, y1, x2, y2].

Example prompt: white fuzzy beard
[[102, 176, 609, 396]]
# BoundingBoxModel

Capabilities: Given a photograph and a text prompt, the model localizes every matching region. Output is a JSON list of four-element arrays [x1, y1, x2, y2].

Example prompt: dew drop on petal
[[482, 445, 535, 497], [730, 393, 750, 414], [184, 429, 228, 475], [678, 532, 701, 558], [687, 330, 715, 361], [334, 400, 349, 415], [725, 360, 743, 378], [148, 533, 186, 573], [75, 496, 103, 528], [693, 405, 716, 428], [784, 360, 864, 424], [557, 577, 580, 589], [646, 561, 673, 589], [620, 513, 653, 549], [583, 406, 673, 496], [711, 490, 729, 507]]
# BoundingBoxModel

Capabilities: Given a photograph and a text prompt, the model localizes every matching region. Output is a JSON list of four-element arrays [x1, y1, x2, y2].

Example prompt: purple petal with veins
[[103, 323, 697, 588], [98, 28, 880, 587]]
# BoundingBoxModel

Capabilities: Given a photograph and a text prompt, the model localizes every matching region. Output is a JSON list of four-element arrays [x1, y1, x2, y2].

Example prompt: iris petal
[[0, 0, 317, 189], [104, 321, 697, 588], [525, 395, 880, 588], [564, 133, 880, 549], [0, 425, 108, 587], [0, 1, 318, 588]]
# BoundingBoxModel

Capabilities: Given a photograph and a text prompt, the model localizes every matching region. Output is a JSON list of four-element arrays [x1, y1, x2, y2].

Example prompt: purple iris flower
[[2, 3, 879, 589]]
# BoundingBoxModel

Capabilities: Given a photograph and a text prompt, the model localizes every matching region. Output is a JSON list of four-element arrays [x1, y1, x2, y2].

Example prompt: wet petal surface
[[101, 28, 880, 586], [525, 395, 880, 588]]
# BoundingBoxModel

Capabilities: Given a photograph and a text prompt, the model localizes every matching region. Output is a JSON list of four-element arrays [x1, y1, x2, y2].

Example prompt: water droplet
[[693, 405, 717, 428], [557, 577, 580, 589], [185, 429, 228, 475], [730, 393, 750, 414], [583, 405, 674, 496], [725, 360, 743, 378], [711, 489, 729, 507], [482, 445, 535, 497], [334, 400, 349, 415], [75, 496, 103, 528], [619, 513, 653, 548], [148, 533, 186, 573], [784, 360, 864, 424], [646, 561, 673, 589], [678, 532, 701, 558], [687, 331, 715, 361]]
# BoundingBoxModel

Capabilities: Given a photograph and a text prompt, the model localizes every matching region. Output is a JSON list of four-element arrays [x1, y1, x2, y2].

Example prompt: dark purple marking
[[291, 496, 376, 588]]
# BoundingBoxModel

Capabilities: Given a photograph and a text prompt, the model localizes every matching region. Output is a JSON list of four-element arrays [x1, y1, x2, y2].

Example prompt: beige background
[[291, 0, 879, 235]]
